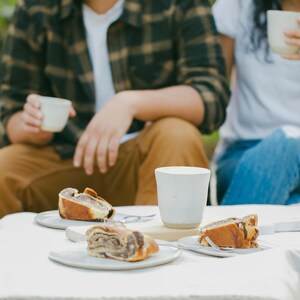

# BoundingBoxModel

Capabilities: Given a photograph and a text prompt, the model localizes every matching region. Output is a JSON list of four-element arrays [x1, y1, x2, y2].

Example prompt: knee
[[140, 117, 209, 168], [271, 127, 300, 157], [150, 117, 203, 146], [280, 126, 300, 149], [0, 146, 26, 216], [0, 146, 17, 178], [238, 127, 300, 169], [0, 144, 33, 186]]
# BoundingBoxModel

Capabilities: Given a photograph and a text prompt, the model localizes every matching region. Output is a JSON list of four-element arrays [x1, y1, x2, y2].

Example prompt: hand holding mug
[[20, 94, 53, 145], [23, 94, 46, 133], [16, 94, 76, 145], [267, 11, 300, 59], [39, 95, 75, 132], [282, 18, 300, 60]]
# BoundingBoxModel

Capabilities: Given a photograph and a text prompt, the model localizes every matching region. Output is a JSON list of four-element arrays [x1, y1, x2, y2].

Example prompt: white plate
[[34, 210, 128, 230], [49, 243, 181, 270], [178, 236, 269, 258]]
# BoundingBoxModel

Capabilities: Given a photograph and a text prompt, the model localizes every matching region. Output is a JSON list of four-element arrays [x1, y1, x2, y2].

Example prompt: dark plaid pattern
[[0, 0, 229, 158]]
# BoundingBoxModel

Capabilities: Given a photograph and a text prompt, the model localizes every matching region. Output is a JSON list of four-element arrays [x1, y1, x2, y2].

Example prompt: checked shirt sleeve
[[174, 0, 230, 134], [0, 1, 51, 147]]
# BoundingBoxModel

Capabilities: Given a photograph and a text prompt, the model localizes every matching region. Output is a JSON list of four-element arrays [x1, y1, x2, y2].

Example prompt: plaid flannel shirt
[[0, 0, 229, 158]]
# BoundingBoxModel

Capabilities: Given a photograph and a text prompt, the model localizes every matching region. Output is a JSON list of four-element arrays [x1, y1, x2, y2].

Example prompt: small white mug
[[39, 96, 72, 132], [155, 166, 211, 229], [267, 10, 300, 54]]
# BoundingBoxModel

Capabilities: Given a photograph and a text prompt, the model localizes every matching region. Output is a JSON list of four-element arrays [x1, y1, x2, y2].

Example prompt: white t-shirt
[[213, 0, 300, 153], [83, 1, 123, 112], [83, 0, 139, 143]]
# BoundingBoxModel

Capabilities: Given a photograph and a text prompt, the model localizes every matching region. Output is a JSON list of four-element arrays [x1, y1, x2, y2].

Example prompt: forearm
[[124, 85, 205, 126]]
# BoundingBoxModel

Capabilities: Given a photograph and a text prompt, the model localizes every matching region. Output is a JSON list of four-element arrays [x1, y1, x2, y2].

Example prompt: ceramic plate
[[49, 243, 181, 270], [178, 235, 269, 258], [34, 210, 128, 230]]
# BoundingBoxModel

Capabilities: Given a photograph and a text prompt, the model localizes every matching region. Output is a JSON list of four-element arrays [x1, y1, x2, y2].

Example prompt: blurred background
[[0, 0, 16, 56]]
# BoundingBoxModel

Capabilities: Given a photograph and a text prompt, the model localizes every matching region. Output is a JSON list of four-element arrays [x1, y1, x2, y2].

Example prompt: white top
[[83, 1, 124, 112], [83, 1, 139, 143], [1, 205, 300, 300], [213, 0, 300, 153]]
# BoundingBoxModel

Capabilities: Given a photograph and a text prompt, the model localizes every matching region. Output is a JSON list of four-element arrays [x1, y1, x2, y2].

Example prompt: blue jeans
[[216, 127, 300, 205]]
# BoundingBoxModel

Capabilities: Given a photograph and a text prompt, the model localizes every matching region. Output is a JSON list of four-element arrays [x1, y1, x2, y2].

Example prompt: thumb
[[69, 105, 76, 118]]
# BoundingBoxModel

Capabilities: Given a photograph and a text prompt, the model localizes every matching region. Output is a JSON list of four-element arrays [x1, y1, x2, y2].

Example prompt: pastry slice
[[86, 223, 159, 262], [198, 214, 259, 249], [58, 187, 115, 221]]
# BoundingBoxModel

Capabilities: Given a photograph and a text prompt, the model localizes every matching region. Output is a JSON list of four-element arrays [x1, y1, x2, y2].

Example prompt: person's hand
[[7, 94, 76, 146], [282, 18, 300, 60], [24, 94, 76, 144], [73, 91, 135, 175], [23, 94, 49, 134]]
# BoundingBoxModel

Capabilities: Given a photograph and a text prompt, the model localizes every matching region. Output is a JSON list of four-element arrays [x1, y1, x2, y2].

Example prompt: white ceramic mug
[[267, 10, 300, 54], [39, 96, 72, 132], [155, 166, 211, 229]]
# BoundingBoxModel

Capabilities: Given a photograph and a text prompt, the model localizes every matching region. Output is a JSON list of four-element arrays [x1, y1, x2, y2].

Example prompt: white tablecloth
[[1, 205, 300, 300]]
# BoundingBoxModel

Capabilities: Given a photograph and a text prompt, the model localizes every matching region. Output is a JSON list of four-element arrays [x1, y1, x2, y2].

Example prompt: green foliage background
[[0, 0, 17, 52], [0, 0, 16, 28]]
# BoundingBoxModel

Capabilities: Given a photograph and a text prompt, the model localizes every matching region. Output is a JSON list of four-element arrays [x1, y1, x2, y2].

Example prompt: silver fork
[[157, 239, 241, 252], [157, 241, 204, 251], [205, 237, 262, 254], [205, 237, 237, 251], [118, 213, 156, 223]]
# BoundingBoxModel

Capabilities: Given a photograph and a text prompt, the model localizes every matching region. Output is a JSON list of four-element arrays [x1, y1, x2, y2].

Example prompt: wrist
[[116, 90, 142, 117]]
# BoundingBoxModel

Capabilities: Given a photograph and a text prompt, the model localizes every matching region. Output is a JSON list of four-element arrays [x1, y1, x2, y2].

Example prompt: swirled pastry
[[199, 214, 259, 249], [86, 223, 159, 262], [58, 187, 115, 221]]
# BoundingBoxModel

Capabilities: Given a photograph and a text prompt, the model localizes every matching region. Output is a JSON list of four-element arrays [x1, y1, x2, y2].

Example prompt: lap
[[216, 140, 259, 201], [0, 143, 138, 211], [0, 143, 68, 178], [0, 118, 206, 213], [217, 127, 300, 204]]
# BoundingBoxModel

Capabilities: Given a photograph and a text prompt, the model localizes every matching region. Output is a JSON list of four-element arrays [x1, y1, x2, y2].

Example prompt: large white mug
[[267, 10, 300, 54], [155, 166, 211, 229], [39, 96, 72, 132]]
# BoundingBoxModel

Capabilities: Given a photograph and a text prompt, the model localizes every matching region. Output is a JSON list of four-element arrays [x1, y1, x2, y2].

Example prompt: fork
[[205, 237, 234, 251], [205, 237, 262, 254], [157, 241, 203, 251], [117, 213, 156, 223]]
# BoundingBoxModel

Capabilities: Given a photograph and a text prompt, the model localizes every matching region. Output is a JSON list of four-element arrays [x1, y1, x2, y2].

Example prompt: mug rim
[[39, 96, 71, 106], [155, 166, 211, 175], [267, 10, 300, 17]]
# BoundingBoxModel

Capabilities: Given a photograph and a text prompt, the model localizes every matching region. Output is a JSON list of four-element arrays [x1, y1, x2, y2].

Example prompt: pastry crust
[[199, 214, 259, 249], [58, 187, 115, 221], [86, 223, 159, 262]]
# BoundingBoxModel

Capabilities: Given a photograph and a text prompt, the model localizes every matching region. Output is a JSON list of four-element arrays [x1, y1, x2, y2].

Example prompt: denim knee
[[273, 126, 300, 160]]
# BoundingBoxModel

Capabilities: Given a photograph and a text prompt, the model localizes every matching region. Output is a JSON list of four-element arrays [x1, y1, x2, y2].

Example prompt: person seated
[[212, 0, 300, 205], [0, 0, 229, 217]]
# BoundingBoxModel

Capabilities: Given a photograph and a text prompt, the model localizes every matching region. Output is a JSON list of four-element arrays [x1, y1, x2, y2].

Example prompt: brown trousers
[[0, 118, 208, 217]]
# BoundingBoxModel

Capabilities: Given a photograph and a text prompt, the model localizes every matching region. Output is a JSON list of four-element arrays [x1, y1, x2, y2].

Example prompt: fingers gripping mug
[[39, 96, 72, 132]]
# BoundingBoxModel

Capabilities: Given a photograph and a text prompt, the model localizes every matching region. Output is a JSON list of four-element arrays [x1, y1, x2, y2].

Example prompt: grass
[[203, 131, 219, 160]]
